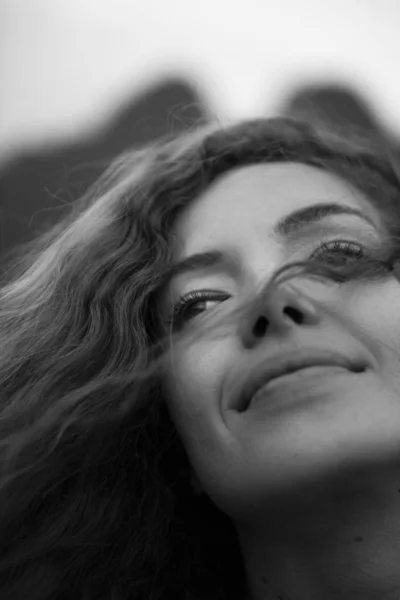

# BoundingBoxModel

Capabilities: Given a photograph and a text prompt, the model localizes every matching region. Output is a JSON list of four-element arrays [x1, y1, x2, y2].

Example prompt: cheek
[[347, 280, 400, 374], [165, 337, 232, 432]]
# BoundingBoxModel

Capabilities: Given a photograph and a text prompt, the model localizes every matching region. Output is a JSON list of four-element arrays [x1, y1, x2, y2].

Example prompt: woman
[[1, 117, 400, 600]]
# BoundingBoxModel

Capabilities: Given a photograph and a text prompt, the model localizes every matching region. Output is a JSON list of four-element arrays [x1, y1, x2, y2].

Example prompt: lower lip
[[247, 365, 352, 412]]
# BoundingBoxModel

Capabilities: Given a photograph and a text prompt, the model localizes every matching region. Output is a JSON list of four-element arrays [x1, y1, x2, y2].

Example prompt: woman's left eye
[[168, 239, 366, 327], [309, 239, 365, 263]]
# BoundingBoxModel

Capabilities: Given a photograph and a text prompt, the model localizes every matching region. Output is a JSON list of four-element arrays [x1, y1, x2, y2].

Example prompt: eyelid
[[287, 227, 381, 266], [288, 221, 379, 247]]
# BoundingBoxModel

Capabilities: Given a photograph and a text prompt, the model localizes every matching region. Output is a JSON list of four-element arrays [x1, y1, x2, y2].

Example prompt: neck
[[235, 462, 400, 600]]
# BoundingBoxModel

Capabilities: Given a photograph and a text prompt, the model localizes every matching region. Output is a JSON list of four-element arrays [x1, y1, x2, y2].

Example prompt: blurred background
[[1, 0, 400, 263]]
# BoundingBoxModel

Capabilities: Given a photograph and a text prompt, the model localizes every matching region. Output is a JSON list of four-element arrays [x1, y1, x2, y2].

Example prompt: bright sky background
[[1, 0, 400, 164]]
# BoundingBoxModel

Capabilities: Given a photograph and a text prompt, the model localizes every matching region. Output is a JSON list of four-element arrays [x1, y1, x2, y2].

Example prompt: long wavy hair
[[1, 116, 400, 600]]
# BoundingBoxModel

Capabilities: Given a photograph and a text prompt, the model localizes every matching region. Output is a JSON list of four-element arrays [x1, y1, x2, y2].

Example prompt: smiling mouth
[[243, 364, 364, 412], [268, 364, 347, 383]]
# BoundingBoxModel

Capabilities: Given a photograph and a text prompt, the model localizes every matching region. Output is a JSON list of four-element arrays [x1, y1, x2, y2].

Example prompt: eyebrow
[[167, 202, 376, 281]]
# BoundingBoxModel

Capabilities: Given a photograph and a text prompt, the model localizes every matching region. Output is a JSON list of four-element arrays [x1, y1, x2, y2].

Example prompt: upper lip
[[235, 349, 366, 412]]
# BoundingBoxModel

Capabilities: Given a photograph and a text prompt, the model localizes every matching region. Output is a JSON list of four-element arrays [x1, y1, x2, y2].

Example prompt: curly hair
[[1, 116, 400, 600]]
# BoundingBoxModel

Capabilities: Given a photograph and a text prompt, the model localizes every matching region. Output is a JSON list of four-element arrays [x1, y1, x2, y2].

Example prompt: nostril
[[253, 316, 268, 337], [284, 306, 304, 324]]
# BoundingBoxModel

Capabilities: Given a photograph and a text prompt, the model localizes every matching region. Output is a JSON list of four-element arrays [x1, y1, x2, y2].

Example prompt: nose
[[238, 281, 321, 349]]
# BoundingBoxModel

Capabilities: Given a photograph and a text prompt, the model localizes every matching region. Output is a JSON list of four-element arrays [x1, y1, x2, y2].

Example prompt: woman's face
[[161, 162, 400, 524]]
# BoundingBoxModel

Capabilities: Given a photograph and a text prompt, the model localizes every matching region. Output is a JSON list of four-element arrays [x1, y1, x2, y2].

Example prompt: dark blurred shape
[[0, 76, 210, 264], [280, 81, 400, 183], [281, 82, 387, 138]]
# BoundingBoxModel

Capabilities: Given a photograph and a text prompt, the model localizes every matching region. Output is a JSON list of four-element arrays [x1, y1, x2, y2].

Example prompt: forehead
[[171, 162, 373, 256]]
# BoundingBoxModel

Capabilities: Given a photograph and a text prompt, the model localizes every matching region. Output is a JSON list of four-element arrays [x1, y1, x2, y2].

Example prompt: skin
[[160, 162, 400, 600]]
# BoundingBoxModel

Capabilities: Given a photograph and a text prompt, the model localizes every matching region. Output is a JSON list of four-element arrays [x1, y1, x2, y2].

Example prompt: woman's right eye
[[169, 290, 230, 327]]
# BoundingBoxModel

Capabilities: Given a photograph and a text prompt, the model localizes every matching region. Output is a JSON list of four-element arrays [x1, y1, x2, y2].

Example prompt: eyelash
[[168, 239, 366, 327]]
